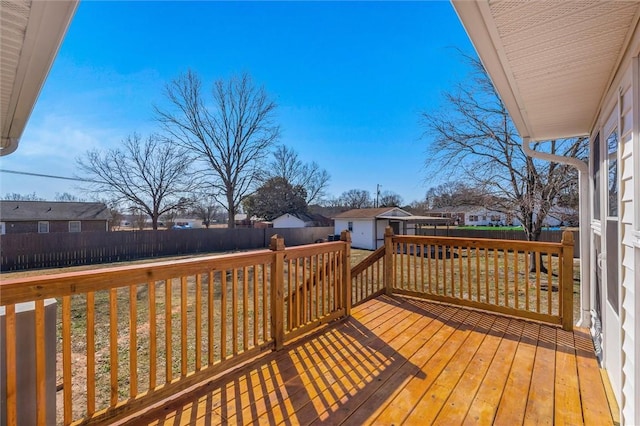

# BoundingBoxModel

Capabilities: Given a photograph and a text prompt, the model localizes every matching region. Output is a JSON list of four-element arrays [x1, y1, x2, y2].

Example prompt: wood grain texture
[[139, 295, 612, 426]]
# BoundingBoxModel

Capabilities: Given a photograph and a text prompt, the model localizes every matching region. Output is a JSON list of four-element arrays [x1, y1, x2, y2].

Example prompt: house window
[[38, 221, 49, 233], [0, 222, 5, 235], [69, 221, 81, 233], [348, 221, 353, 232], [469, 215, 478, 222]]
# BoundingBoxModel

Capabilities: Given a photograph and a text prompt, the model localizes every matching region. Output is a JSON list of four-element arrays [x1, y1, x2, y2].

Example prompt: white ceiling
[[452, 0, 640, 141], [0, 0, 77, 156]]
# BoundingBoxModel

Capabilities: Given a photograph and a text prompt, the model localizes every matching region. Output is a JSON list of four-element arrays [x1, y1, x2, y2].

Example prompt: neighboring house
[[272, 213, 332, 228], [0, 201, 110, 234], [430, 205, 576, 228], [453, 2, 640, 422], [333, 207, 451, 250], [428, 205, 514, 226]]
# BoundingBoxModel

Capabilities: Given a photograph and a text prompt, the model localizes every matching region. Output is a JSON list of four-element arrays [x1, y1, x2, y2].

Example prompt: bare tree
[[55, 192, 85, 202], [77, 133, 197, 230], [421, 54, 587, 243], [424, 182, 488, 209], [155, 71, 279, 228], [2, 192, 43, 201], [340, 189, 373, 209], [378, 190, 403, 207], [192, 192, 220, 228], [267, 145, 330, 204]]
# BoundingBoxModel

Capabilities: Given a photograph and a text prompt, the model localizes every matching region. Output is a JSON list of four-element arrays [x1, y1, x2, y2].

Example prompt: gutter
[[522, 138, 591, 328]]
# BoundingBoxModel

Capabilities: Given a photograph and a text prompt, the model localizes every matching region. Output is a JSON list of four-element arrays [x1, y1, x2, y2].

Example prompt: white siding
[[618, 68, 637, 425], [335, 219, 376, 250], [272, 214, 306, 228]]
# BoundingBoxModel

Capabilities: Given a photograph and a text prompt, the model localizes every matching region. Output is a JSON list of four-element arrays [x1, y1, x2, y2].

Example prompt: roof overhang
[[1, 0, 78, 156], [451, 1, 640, 141]]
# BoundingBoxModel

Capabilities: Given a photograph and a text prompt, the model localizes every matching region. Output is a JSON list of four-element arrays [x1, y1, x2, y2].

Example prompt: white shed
[[333, 207, 451, 250], [454, 2, 640, 422]]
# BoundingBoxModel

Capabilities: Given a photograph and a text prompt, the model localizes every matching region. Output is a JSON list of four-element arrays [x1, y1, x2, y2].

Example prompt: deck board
[[137, 295, 614, 426]]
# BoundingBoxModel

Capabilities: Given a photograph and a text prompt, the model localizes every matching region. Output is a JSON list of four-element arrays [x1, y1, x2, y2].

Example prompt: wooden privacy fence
[[351, 227, 575, 330], [0, 226, 334, 271], [0, 233, 350, 426]]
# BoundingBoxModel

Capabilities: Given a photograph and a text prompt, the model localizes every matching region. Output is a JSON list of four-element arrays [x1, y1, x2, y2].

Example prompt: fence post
[[561, 230, 575, 331], [340, 230, 352, 317], [270, 235, 285, 350], [384, 226, 394, 295]]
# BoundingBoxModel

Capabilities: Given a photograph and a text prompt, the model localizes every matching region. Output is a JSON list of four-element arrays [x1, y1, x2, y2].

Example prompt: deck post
[[270, 235, 285, 350], [340, 230, 352, 317], [561, 230, 575, 331], [384, 226, 394, 295]]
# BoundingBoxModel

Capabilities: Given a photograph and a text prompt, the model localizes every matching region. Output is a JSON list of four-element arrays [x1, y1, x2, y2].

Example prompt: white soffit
[[0, 0, 78, 156], [452, 0, 640, 141]]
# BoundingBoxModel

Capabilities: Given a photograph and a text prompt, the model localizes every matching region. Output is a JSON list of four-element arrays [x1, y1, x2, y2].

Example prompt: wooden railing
[[0, 234, 350, 426], [383, 227, 575, 330], [351, 246, 385, 305]]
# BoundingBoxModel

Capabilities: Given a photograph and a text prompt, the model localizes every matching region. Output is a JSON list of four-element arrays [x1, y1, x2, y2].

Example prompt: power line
[[0, 168, 104, 184]]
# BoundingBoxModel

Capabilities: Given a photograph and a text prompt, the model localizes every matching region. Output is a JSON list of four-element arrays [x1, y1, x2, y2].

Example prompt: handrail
[[351, 245, 385, 277], [351, 246, 386, 306]]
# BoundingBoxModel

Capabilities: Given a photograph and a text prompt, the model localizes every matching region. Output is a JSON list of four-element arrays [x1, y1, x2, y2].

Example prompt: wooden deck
[[135, 295, 613, 425]]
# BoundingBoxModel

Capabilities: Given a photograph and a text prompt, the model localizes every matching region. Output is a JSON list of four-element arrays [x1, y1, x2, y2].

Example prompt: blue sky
[[0, 1, 476, 205]]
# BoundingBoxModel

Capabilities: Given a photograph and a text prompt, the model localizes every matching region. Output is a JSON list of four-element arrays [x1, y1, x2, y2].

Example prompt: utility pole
[[376, 184, 381, 208]]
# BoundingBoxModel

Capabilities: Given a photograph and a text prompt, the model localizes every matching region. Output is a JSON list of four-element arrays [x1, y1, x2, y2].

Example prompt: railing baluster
[[322, 253, 327, 315], [165, 279, 172, 382], [149, 282, 157, 389], [207, 272, 214, 365], [420, 244, 425, 293], [129, 284, 138, 395], [413, 244, 418, 292], [232, 269, 238, 356], [195, 274, 202, 371], [547, 253, 553, 315], [475, 247, 481, 302], [315, 254, 320, 320], [87, 291, 96, 414], [263, 264, 268, 342], [181, 277, 187, 376], [243, 266, 249, 352], [287, 258, 293, 330], [295, 258, 301, 326], [109, 288, 119, 405], [514, 251, 519, 310], [458, 246, 463, 298], [536, 252, 542, 313], [221, 270, 227, 360], [253, 266, 259, 347], [494, 249, 499, 305], [504, 250, 509, 307], [62, 296, 72, 424], [524, 252, 530, 311], [303, 257, 308, 323], [467, 245, 472, 300], [484, 248, 489, 303]]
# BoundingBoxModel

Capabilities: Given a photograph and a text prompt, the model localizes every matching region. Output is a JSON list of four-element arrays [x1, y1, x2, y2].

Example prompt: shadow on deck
[[134, 295, 614, 426]]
